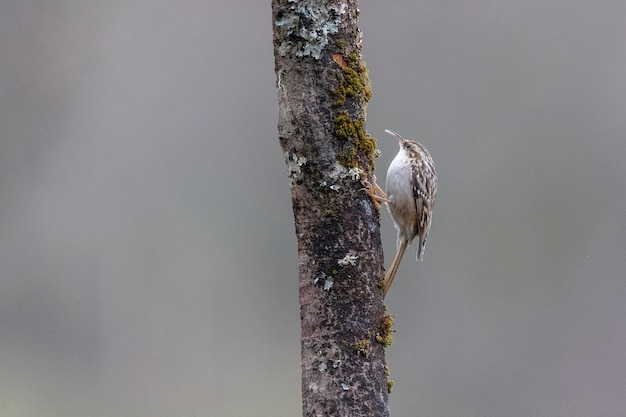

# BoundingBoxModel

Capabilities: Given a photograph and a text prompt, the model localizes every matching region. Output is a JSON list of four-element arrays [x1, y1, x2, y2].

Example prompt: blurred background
[[2, 1, 626, 416]]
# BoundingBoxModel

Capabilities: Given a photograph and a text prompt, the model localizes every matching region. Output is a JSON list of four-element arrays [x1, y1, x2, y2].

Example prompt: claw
[[362, 175, 391, 206]]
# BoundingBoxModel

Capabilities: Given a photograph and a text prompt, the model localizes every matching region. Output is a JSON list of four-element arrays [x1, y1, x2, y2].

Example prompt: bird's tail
[[383, 241, 408, 298]]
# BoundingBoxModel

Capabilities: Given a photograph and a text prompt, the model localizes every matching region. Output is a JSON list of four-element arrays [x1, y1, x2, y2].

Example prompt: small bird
[[364, 129, 437, 297]]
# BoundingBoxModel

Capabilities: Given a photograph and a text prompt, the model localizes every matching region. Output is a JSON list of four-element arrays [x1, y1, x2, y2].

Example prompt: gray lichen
[[337, 253, 358, 266], [275, 0, 347, 59], [285, 152, 308, 187]]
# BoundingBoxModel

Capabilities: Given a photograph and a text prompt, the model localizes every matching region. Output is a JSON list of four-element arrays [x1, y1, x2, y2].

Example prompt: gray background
[[2, 1, 626, 416]]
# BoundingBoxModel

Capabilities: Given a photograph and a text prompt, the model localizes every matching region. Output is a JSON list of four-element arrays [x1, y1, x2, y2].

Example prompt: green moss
[[376, 310, 395, 348], [346, 67, 373, 102], [330, 48, 377, 169], [331, 65, 372, 107], [323, 208, 339, 219], [384, 364, 394, 394], [332, 86, 347, 107], [333, 111, 377, 167], [337, 147, 357, 168], [334, 112, 362, 141], [342, 68, 360, 100], [358, 136, 377, 155], [330, 44, 372, 106], [355, 339, 370, 357], [387, 379, 395, 394], [348, 48, 361, 66]]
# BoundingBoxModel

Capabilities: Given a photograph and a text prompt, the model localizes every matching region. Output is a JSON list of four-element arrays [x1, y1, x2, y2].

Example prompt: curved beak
[[384, 129, 407, 143]]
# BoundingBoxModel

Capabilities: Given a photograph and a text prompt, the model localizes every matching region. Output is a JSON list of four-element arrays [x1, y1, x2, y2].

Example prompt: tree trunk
[[271, 1, 391, 416]]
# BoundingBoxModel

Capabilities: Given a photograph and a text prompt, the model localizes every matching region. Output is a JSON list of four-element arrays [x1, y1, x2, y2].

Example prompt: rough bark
[[271, 1, 390, 416]]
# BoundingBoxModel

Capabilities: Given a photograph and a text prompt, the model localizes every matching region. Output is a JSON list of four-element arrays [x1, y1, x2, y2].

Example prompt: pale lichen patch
[[347, 166, 364, 180], [285, 152, 308, 187], [338, 253, 358, 266], [275, 0, 347, 59]]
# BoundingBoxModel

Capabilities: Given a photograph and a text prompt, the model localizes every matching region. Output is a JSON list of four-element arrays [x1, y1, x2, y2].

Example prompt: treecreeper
[[364, 129, 438, 298]]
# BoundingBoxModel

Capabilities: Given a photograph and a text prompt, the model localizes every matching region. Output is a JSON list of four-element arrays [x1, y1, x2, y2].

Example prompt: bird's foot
[[362, 175, 391, 207]]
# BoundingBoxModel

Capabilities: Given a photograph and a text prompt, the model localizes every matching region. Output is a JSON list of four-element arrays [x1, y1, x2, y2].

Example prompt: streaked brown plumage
[[382, 129, 437, 297]]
